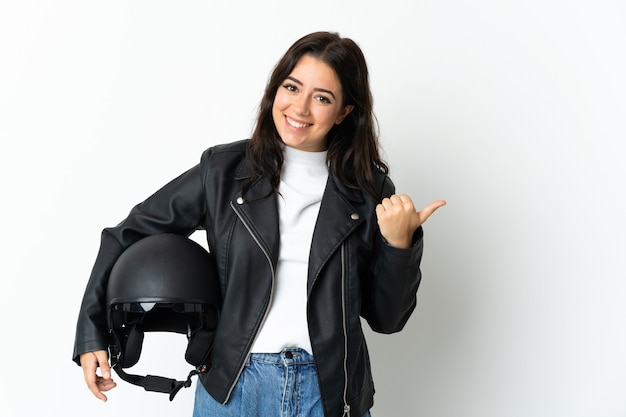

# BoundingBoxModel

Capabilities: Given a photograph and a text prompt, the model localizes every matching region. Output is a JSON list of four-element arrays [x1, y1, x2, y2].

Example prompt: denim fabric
[[192, 348, 371, 417]]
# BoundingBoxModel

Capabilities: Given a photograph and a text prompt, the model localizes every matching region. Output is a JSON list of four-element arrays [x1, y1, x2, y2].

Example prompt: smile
[[286, 116, 311, 129]]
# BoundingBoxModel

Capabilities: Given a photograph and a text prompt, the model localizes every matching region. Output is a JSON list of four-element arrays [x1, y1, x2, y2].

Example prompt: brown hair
[[246, 31, 388, 198]]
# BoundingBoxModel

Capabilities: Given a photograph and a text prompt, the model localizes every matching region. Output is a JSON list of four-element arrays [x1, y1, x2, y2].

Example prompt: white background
[[1, 1, 625, 416]]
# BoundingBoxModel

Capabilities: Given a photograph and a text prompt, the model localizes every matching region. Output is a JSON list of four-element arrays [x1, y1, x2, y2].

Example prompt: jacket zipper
[[225, 200, 276, 403], [341, 243, 351, 417]]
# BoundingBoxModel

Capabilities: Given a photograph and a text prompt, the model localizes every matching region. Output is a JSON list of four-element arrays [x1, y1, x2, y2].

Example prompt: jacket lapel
[[231, 163, 280, 268], [307, 176, 364, 292]]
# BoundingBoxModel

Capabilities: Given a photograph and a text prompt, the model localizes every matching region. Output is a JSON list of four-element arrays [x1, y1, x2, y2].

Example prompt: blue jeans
[[193, 348, 371, 417]]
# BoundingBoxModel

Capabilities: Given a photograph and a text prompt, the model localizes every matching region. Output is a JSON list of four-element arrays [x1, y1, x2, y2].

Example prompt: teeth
[[286, 116, 310, 128]]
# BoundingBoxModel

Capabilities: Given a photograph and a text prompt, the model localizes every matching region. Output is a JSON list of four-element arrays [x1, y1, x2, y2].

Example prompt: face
[[272, 55, 354, 152]]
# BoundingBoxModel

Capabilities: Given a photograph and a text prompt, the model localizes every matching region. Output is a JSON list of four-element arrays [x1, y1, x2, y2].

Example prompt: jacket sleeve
[[360, 176, 424, 334], [72, 162, 207, 364]]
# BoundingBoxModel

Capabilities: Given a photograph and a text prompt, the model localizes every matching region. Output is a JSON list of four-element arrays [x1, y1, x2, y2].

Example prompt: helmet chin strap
[[109, 323, 212, 401], [112, 363, 202, 401]]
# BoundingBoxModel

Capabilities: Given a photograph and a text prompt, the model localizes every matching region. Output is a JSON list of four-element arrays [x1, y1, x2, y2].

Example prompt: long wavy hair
[[246, 31, 388, 198]]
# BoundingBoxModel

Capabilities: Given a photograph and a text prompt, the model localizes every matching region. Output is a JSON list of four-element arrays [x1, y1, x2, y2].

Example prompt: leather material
[[73, 139, 423, 417]]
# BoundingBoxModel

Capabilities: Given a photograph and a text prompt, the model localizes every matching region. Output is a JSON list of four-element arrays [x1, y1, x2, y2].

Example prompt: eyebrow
[[286, 76, 337, 100]]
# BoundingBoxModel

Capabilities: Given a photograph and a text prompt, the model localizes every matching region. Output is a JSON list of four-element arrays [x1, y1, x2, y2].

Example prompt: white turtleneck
[[250, 146, 328, 355]]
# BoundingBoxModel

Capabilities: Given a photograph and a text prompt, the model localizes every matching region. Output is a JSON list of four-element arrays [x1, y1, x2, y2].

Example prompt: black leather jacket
[[73, 139, 424, 417]]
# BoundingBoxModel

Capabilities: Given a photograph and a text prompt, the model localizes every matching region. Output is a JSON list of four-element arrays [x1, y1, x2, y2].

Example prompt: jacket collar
[[234, 154, 365, 203], [234, 156, 253, 181], [233, 154, 366, 290], [329, 174, 364, 203]]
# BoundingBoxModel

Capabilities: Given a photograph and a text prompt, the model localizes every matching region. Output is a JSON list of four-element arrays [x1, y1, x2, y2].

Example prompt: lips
[[285, 115, 311, 129]]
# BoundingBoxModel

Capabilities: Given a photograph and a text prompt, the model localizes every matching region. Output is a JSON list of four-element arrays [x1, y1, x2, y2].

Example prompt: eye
[[283, 83, 298, 92], [314, 95, 332, 104]]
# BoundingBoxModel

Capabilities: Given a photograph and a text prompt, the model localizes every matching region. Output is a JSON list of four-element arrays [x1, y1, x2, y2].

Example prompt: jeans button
[[285, 351, 293, 359]]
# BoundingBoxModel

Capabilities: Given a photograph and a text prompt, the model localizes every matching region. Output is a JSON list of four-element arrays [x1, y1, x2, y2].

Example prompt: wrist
[[382, 236, 412, 249]]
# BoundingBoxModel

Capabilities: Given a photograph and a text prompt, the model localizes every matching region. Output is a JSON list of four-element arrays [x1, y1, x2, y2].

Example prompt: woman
[[73, 31, 445, 417]]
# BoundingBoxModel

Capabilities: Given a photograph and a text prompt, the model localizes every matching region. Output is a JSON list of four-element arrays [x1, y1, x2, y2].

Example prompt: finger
[[375, 203, 385, 217], [417, 199, 447, 224], [398, 194, 417, 214], [81, 353, 104, 401], [379, 196, 393, 210], [95, 350, 112, 380], [398, 194, 413, 205], [380, 194, 409, 211], [96, 376, 117, 395], [389, 194, 402, 204], [81, 351, 111, 402]]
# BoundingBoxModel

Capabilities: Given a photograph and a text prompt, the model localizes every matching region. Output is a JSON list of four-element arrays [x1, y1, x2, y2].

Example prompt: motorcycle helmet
[[107, 233, 221, 400]]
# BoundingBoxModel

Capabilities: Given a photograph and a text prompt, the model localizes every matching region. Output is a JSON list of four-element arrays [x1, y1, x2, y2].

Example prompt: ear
[[335, 105, 354, 125]]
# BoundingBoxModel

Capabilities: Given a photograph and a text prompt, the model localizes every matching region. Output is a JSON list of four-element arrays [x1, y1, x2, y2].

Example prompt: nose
[[293, 93, 310, 116]]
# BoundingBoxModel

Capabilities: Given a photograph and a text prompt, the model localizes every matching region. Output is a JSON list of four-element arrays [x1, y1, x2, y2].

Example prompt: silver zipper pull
[[342, 404, 351, 416]]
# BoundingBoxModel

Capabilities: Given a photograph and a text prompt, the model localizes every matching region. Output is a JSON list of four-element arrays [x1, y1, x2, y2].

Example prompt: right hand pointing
[[80, 350, 117, 401]]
